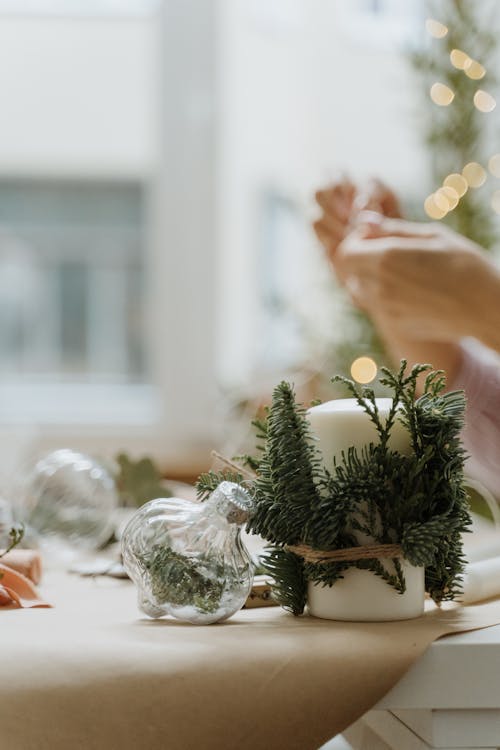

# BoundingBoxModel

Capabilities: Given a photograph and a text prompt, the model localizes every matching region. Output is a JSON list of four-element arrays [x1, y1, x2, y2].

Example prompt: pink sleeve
[[451, 342, 500, 498]]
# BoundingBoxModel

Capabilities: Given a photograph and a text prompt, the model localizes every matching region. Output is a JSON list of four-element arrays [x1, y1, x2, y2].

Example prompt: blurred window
[[0, 179, 145, 385]]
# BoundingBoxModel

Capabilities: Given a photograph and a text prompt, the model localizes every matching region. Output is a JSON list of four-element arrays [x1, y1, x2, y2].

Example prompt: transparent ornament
[[20, 449, 118, 551], [0, 496, 15, 549], [121, 481, 254, 624]]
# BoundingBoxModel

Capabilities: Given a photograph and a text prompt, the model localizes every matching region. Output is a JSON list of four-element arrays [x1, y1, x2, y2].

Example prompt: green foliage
[[196, 469, 247, 502], [0, 525, 25, 582], [140, 544, 224, 614], [261, 546, 307, 616], [410, 0, 498, 248], [401, 517, 450, 567], [249, 382, 322, 546], [246, 362, 471, 613], [0, 525, 24, 558], [115, 453, 170, 508], [235, 414, 269, 474]]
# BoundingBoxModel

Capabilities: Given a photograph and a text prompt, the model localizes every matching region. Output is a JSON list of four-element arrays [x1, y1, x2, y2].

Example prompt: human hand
[[313, 178, 401, 264], [313, 177, 356, 263], [336, 214, 494, 344]]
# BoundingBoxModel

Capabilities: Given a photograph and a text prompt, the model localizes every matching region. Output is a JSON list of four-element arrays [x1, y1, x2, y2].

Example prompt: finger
[[335, 178, 357, 220], [313, 218, 344, 258], [356, 213, 441, 240], [338, 223, 442, 278], [320, 211, 347, 242], [378, 188, 402, 219], [315, 180, 356, 224], [354, 178, 402, 219], [337, 234, 445, 289]]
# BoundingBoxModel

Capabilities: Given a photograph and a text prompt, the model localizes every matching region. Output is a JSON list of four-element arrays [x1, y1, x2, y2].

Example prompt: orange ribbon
[[0, 563, 51, 609]]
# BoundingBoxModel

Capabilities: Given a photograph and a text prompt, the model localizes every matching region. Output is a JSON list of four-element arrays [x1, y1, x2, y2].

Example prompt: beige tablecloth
[[3, 571, 500, 750]]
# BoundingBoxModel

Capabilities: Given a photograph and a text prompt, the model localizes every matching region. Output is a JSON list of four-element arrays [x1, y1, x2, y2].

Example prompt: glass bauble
[[121, 481, 254, 624], [21, 449, 117, 550]]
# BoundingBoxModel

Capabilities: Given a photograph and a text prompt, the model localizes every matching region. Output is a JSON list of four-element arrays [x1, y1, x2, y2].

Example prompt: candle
[[305, 397, 424, 621], [306, 397, 411, 472]]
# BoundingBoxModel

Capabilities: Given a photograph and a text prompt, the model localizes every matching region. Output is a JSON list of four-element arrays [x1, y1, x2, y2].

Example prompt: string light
[[430, 82, 455, 106], [433, 191, 449, 211], [424, 194, 447, 220], [436, 186, 459, 211], [350, 357, 378, 384], [425, 179, 467, 223], [426, 18, 448, 38], [443, 173, 468, 197], [473, 90, 496, 113], [464, 60, 486, 80], [492, 191, 500, 214], [462, 162, 487, 188], [450, 49, 471, 70], [488, 154, 500, 178]]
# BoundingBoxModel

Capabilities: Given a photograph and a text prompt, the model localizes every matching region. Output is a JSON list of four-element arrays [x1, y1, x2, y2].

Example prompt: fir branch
[[234, 454, 261, 473], [261, 547, 307, 616], [402, 517, 449, 567], [248, 382, 322, 546], [140, 543, 224, 614], [233, 415, 269, 473], [196, 470, 248, 503]]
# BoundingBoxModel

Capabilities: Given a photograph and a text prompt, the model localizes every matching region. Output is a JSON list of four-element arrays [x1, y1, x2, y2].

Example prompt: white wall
[[0, 15, 158, 177], [216, 0, 429, 389]]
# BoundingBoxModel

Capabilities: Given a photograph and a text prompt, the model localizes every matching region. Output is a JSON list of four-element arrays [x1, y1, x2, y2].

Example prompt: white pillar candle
[[305, 397, 424, 621], [306, 397, 412, 472]]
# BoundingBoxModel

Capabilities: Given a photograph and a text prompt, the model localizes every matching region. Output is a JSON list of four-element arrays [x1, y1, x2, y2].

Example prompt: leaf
[[115, 453, 170, 508]]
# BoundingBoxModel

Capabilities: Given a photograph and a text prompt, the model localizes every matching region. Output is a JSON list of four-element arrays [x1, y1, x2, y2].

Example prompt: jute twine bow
[[286, 543, 403, 563]]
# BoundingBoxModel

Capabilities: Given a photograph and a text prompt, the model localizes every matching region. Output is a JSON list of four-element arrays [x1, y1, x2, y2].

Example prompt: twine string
[[286, 543, 403, 563]]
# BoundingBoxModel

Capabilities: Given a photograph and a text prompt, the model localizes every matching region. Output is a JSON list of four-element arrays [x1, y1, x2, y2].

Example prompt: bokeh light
[[436, 186, 459, 211], [464, 60, 486, 80], [443, 173, 468, 197], [450, 49, 470, 70], [424, 194, 447, 220], [462, 162, 487, 188], [430, 82, 454, 106], [425, 19, 448, 38], [433, 190, 450, 212], [492, 191, 500, 214], [350, 357, 378, 385], [488, 154, 500, 178], [473, 90, 496, 113]]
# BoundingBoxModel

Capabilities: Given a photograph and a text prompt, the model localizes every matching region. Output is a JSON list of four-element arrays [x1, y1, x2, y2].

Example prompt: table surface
[[377, 622, 500, 711], [4, 555, 500, 750], [378, 522, 500, 713]]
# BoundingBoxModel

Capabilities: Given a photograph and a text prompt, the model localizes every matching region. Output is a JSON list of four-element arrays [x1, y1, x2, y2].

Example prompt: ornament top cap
[[210, 481, 252, 525]]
